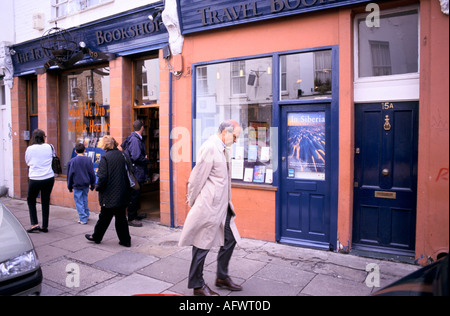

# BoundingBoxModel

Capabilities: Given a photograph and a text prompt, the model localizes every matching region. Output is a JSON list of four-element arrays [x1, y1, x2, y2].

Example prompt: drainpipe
[[162, 0, 184, 228], [168, 71, 174, 228]]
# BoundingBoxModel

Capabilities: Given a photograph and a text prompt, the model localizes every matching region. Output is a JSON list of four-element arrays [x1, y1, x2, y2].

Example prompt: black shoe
[[85, 234, 100, 244], [39, 227, 48, 233], [136, 213, 147, 220], [27, 225, 41, 233], [119, 241, 131, 247], [128, 220, 143, 227]]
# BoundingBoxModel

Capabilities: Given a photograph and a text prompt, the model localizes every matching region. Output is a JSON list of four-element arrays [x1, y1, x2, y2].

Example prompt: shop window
[[134, 57, 159, 106], [59, 66, 110, 174], [280, 50, 332, 100], [357, 9, 418, 78], [194, 56, 274, 185]]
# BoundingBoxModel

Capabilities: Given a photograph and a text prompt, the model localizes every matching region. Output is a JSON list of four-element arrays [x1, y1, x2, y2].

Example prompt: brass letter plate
[[374, 191, 396, 199]]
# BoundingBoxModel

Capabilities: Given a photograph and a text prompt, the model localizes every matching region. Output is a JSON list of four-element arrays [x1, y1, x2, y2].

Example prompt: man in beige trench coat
[[179, 120, 242, 296]]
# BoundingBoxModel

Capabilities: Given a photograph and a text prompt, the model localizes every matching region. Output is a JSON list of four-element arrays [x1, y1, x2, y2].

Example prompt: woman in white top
[[25, 129, 55, 233]]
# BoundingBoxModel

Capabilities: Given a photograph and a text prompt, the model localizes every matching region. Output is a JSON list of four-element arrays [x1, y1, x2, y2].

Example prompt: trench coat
[[178, 134, 241, 250]]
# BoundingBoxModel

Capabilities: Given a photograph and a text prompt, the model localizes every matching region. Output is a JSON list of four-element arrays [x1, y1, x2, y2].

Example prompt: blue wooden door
[[353, 102, 418, 255], [279, 104, 332, 250]]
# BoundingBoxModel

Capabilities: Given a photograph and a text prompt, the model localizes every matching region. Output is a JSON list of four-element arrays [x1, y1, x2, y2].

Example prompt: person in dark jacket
[[121, 120, 149, 227], [67, 143, 96, 224], [85, 135, 131, 247]]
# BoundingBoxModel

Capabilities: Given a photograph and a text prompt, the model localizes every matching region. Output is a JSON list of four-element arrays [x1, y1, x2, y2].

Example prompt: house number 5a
[[382, 102, 394, 110]]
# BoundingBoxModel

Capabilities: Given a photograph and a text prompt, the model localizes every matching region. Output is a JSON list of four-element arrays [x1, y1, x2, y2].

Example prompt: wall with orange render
[[416, 0, 449, 264], [171, 9, 349, 242]]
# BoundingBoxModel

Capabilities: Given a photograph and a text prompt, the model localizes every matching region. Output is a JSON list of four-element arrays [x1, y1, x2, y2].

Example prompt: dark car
[[373, 254, 448, 296], [0, 201, 42, 296]]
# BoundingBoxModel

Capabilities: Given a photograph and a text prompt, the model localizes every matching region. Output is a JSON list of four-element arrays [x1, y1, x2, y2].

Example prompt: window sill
[[231, 182, 278, 192]]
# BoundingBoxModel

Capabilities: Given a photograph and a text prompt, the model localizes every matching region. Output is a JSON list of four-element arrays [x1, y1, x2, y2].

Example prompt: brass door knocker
[[384, 115, 391, 131]]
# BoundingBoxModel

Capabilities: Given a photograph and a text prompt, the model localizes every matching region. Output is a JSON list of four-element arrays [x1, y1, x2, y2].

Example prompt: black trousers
[[188, 208, 236, 289], [27, 177, 55, 229], [92, 206, 131, 245], [127, 182, 143, 221]]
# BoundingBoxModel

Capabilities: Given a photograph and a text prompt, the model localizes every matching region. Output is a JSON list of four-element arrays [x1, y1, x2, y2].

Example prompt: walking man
[[179, 120, 242, 296], [121, 120, 149, 227]]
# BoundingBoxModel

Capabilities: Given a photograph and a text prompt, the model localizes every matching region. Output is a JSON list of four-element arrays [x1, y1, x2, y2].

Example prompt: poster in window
[[287, 112, 326, 180]]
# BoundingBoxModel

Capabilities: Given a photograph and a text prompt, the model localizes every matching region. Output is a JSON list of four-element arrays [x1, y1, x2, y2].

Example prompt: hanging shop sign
[[177, 0, 372, 34], [11, 4, 168, 76]]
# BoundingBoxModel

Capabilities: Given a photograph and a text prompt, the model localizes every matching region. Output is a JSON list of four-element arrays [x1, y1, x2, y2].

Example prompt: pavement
[[1, 196, 420, 297]]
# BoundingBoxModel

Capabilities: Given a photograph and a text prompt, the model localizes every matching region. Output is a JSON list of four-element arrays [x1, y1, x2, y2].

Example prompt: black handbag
[[50, 144, 62, 174], [122, 152, 140, 190]]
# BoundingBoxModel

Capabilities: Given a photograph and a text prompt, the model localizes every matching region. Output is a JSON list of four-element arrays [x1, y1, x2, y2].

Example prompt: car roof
[[0, 202, 34, 263]]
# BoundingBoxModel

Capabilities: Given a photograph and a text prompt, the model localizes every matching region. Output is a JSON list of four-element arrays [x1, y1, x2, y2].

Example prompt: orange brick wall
[[11, 76, 28, 198]]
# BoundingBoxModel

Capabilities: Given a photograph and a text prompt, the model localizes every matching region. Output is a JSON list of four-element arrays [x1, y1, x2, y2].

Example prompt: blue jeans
[[73, 187, 90, 223]]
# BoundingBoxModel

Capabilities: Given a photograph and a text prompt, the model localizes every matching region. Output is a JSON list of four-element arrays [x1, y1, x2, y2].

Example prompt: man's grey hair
[[218, 120, 238, 133]]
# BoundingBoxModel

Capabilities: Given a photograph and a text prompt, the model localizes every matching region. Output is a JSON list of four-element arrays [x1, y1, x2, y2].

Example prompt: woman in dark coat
[[85, 135, 131, 247]]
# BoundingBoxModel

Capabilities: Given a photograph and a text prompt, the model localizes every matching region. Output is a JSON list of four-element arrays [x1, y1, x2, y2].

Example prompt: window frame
[[192, 54, 275, 187], [132, 55, 160, 108], [353, 5, 420, 102]]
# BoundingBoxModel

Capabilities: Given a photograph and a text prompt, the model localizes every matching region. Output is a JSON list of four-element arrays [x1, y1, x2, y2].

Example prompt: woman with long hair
[[25, 129, 55, 233]]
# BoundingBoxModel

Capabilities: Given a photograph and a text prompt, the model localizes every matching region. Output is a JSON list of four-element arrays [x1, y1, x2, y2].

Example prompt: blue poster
[[287, 112, 326, 180]]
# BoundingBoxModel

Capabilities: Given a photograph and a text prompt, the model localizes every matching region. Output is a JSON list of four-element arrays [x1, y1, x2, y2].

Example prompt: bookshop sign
[[177, 0, 371, 34], [11, 5, 168, 76]]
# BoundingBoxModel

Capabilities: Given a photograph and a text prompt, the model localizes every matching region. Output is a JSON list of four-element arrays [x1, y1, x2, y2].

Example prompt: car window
[[0, 203, 33, 263]]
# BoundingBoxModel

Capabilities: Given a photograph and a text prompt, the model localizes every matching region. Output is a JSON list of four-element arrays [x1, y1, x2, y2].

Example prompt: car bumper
[[0, 267, 42, 296]]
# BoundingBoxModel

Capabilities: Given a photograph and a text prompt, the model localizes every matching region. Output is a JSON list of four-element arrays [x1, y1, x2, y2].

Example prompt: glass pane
[[287, 112, 326, 180], [60, 67, 110, 174], [195, 57, 274, 184], [134, 58, 159, 106], [29, 80, 38, 115], [280, 50, 332, 100], [358, 9, 418, 77]]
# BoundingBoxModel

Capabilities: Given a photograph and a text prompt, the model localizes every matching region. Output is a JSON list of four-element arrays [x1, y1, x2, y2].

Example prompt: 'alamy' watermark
[[66, 263, 80, 288], [365, 263, 380, 288], [365, 3, 380, 28]]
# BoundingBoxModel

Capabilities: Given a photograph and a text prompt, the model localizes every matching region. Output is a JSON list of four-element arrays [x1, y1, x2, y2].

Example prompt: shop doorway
[[279, 104, 333, 250], [134, 106, 160, 221], [352, 102, 418, 255]]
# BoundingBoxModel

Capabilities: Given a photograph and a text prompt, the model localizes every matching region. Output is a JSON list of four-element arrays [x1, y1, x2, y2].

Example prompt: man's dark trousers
[[127, 181, 144, 221], [188, 207, 236, 289]]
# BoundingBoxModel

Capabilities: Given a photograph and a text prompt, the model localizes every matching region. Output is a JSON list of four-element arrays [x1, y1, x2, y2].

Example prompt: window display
[[194, 56, 274, 185], [59, 66, 110, 175]]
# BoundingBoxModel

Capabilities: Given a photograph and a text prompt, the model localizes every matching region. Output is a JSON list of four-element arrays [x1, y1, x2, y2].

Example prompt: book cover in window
[[287, 112, 326, 180]]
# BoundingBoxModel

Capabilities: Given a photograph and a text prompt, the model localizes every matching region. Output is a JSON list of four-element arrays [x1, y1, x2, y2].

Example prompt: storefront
[[8, 0, 449, 264], [10, 3, 168, 221], [170, 0, 448, 263]]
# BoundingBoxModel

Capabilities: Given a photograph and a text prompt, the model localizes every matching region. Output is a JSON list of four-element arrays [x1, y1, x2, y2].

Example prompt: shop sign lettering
[[67, 103, 110, 134], [95, 20, 163, 46], [196, 0, 340, 27]]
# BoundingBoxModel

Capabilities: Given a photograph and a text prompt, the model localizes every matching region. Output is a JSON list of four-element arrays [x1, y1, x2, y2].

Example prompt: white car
[[0, 201, 42, 296]]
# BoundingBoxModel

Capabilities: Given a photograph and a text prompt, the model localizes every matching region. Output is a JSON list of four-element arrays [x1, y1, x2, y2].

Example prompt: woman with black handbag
[[85, 135, 131, 247], [25, 129, 55, 233]]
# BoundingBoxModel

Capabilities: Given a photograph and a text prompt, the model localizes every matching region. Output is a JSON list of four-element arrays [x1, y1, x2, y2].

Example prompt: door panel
[[353, 102, 418, 255], [280, 105, 331, 249]]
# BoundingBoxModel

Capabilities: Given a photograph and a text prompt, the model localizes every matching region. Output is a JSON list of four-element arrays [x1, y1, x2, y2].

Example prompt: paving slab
[[93, 250, 159, 275], [41, 258, 117, 294], [88, 274, 173, 296]]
